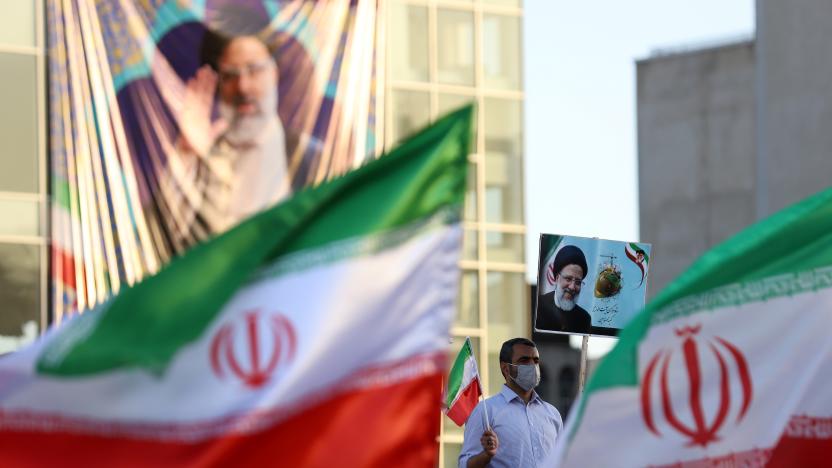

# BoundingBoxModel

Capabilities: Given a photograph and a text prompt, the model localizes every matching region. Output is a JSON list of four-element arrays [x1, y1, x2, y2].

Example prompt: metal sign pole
[[578, 335, 589, 394]]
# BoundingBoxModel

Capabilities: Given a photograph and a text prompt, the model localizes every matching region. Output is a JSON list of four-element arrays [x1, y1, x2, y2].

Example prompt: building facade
[[0, 1, 46, 353], [638, 0, 832, 296], [754, 0, 832, 217], [383, 0, 526, 465], [637, 41, 756, 296]]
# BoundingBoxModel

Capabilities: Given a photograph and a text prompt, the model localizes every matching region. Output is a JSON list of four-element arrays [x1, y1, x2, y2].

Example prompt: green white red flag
[[551, 186, 832, 467], [624, 242, 649, 287], [445, 337, 482, 426], [0, 107, 473, 467]]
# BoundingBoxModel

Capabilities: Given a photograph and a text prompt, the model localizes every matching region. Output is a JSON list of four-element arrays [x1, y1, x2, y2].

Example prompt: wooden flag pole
[[578, 335, 589, 394]]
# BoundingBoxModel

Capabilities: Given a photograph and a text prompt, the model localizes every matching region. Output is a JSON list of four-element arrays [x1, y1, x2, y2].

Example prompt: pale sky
[[523, 0, 755, 357]]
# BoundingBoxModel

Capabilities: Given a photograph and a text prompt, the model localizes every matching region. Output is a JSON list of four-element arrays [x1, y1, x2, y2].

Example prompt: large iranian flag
[[0, 107, 473, 467], [552, 186, 832, 467]]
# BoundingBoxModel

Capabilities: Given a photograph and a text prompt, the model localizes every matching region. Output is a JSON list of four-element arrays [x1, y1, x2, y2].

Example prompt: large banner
[[48, 1, 380, 321], [535, 234, 652, 337]]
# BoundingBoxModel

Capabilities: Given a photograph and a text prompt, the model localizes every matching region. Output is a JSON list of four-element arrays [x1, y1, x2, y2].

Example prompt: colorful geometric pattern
[[48, 0, 379, 322]]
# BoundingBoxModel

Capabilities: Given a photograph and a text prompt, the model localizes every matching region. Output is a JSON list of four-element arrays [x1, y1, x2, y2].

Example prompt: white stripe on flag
[[0, 223, 462, 441]]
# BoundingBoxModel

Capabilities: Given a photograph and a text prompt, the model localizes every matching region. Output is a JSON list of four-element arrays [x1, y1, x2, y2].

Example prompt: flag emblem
[[209, 311, 297, 389], [624, 242, 649, 287], [546, 262, 557, 286], [640, 324, 753, 448]]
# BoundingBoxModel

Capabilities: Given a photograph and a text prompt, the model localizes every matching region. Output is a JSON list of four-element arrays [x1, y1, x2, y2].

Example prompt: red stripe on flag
[[0, 373, 443, 468], [649, 447, 772, 467], [446, 377, 481, 426], [767, 436, 832, 467], [768, 415, 832, 468], [51, 246, 77, 290]]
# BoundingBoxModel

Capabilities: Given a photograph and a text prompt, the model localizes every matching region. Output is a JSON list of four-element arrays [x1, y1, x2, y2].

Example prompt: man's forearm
[[466, 451, 493, 468]]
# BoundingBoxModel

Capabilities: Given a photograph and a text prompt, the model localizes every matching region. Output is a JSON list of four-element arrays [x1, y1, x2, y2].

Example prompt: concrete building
[[637, 41, 756, 296], [638, 0, 832, 296], [755, 0, 832, 217]]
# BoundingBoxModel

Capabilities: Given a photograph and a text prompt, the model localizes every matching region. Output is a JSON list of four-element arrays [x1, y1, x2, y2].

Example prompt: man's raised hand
[[179, 65, 228, 157]]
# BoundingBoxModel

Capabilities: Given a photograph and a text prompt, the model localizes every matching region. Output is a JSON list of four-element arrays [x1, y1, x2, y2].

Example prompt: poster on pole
[[534, 234, 652, 337]]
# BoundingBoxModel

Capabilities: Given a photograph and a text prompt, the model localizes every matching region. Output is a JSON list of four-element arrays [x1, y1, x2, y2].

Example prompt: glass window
[[444, 335, 481, 435], [0, 243, 40, 354], [442, 442, 463, 468], [389, 89, 430, 144], [0, 198, 39, 236], [484, 152, 524, 223], [436, 9, 475, 86], [456, 269, 478, 327], [484, 98, 523, 223], [464, 162, 477, 221], [485, 231, 524, 264], [0, 52, 38, 193], [486, 271, 529, 393], [462, 229, 477, 261], [389, 2, 429, 82], [482, 0, 522, 7], [438, 93, 475, 119], [482, 14, 522, 90], [0, 2, 36, 48]]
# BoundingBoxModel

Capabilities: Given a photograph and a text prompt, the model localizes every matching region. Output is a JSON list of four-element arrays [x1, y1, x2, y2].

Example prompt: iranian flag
[[539, 235, 564, 295], [0, 107, 473, 467], [551, 185, 832, 467], [445, 337, 482, 426], [624, 242, 649, 287]]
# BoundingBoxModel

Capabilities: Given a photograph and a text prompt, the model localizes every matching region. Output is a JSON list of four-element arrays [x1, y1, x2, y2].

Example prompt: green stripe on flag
[[446, 337, 473, 407], [628, 242, 648, 263], [37, 106, 474, 377], [52, 178, 72, 211], [541, 235, 563, 262], [569, 183, 832, 439]]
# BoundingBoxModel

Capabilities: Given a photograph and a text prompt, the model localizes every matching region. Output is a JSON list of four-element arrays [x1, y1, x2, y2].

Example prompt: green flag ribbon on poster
[[551, 185, 832, 467], [0, 107, 473, 467]]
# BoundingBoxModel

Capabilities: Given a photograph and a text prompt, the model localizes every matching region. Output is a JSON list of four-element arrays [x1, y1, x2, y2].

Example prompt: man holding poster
[[536, 245, 592, 333]]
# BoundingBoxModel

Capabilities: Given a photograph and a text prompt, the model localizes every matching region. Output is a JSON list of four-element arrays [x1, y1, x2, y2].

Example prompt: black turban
[[552, 245, 588, 279]]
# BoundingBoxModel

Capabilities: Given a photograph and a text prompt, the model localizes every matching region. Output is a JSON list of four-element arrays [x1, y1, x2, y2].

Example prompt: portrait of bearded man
[[536, 245, 592, 334], [160, 31, 294, 250]]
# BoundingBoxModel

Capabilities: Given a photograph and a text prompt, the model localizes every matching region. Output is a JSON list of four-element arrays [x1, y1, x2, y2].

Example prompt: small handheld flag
[[445, 337, 483, 426], [624, 242, 649, 287]]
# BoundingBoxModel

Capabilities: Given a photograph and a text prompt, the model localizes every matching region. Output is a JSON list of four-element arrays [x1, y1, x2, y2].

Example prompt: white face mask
[[507, 363, 541, 391]]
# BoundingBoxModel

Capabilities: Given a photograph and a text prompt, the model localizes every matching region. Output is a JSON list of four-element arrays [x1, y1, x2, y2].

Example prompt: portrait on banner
[[49, 1, 380, 317]]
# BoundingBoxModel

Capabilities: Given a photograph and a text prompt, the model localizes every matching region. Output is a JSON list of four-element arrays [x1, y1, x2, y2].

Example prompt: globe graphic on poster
[[594, 253, 623, 298]]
